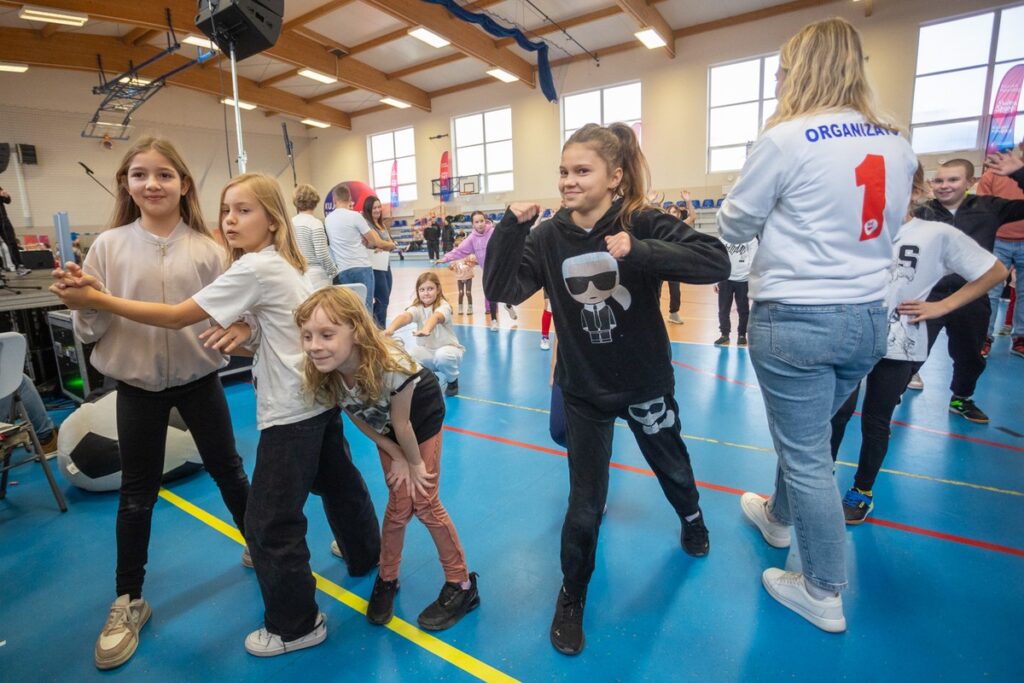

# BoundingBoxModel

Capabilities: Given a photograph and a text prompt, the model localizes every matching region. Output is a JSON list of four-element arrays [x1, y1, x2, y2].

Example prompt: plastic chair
[[716, 198, 724, 207], [662, 201, 674, 209], [335, 282, 367, 305], [691, 200, 701, 210], [0, 332, 67, 512], [701, 199, 715, 209], [675, 200, 688, 208]]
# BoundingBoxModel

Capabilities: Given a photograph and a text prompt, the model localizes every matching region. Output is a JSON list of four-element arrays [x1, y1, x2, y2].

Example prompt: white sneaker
[[996, 324, 1012, 337], [245, 612, 327, 657], [540, 336, 551, 350], [242, 546, 253, 568], [907, 373, 924, 391], [761, 568, 846, 633], [458, 304, 465, 315], [505, 304, 518, 320], [467, 305, 473, 315], [95, 594, 151, 670], [15, 266, 31, 277], [668, 312, 684, 325], [740, 492, 790, 548], [330, 540, 343, 558], [490, 320, 499, 331]]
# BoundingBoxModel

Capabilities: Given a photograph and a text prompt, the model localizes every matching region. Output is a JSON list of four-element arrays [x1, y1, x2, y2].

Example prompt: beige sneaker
[[95, 594, 151, 670]]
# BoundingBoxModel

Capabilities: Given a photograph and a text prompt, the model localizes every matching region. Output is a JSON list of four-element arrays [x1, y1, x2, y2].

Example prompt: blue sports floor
[[2, 264, 1023, 681]]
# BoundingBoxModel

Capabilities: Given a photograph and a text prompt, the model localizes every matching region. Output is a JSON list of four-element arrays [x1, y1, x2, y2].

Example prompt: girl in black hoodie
[[485, 123, 730, 655]]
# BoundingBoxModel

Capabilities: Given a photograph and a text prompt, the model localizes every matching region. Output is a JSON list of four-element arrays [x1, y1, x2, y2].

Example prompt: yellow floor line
[[157, 488, 519, 683], [451, 394, 1024, 498]]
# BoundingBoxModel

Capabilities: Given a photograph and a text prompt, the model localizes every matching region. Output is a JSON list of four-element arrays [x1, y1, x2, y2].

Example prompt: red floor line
[[442, 424, 1024, 558], [670, 359, 1024, 454]]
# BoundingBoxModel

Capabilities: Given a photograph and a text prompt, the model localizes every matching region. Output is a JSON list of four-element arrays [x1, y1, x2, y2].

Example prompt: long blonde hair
[[110, 137, 210, 236], [766, 17, 893, 131], [219, 173, 308, 272], [295, 287, 417, 405], [563, 122, 650, 232]]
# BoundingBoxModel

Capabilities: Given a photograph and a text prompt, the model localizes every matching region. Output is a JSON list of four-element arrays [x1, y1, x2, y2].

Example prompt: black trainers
[[681, 510, 710, 557], [737, 335, 748, 347], [445, 379, 459, 397], [416, 572, 479, 631], [550, 586, 585, 655], [713, 335, 729, 346], [366, 575, 400, 625], [949, 396, 989, 424]]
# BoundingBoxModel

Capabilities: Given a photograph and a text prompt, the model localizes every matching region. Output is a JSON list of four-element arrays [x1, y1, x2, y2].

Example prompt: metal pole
[[229, 43, 247, 174]]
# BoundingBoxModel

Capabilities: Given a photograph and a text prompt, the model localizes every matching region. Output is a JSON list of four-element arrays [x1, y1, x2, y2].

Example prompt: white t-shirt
[[406, 301, 464, 351], [324, 207, 371, 272], [721, 237, 758, 282], [885, 218, 997, 361], [192, 247, 325, 430], [718, 110, 917, 304]]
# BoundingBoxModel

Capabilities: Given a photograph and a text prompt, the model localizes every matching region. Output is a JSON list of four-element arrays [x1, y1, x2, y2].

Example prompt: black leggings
[[830, 357, 917, 492], [457, 279, 473, 305], [115, 372, 250, 599]]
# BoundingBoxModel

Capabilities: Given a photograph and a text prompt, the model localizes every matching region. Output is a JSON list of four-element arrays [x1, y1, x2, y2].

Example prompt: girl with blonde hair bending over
[[719, 18, 917, 633]]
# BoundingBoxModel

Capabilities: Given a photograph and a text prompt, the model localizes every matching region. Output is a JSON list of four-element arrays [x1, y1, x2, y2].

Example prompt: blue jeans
[[335, 267, 374, 311], [372, 266, 393, 328], [0, 374, 54, 438], [987, 238, 1023, 336], [748, 301, 887, 592]]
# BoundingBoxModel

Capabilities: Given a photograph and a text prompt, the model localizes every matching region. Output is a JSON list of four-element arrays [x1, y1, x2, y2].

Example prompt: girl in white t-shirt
[[829, 163, 1006, 524], [295, 286, 478, 631], [53, 173, 381, 659], [384, 272, 465, 397]]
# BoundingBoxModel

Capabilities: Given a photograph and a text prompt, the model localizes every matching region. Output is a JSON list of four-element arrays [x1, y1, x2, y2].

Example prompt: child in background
[[713, 236, 757, 346], [297, 286, 479, 631], [385, 272, 465, 397], [54, 173, 381, 659], [449, 253, 478, 315], [437, 212, 517, 331], [53, 137, 252, 671]]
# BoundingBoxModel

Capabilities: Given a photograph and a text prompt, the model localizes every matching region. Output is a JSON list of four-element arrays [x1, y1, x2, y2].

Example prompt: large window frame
[[367, 127, 417, 205], [910, 4, 1024, 155], [706, 53, 779, 173], [560, 81, 642, 146], [451, 106, 514, 194]]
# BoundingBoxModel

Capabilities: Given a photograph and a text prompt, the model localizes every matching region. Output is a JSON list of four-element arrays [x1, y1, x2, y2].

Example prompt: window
[[706, 53, 778, 173], [368, 127, 417, 204], [452, 107, 514, 193], [561, 81, 642, 145], [910, 5, 1024, 154]]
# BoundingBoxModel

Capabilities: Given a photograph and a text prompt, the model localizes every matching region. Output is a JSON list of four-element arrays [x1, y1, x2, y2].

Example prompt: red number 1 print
[[855, 154, 886, 242]]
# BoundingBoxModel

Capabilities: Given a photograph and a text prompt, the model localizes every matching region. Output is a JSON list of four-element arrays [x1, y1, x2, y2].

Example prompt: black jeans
[[718, 280, 750, 336], [830, 358, 917, 491], [925, 293, 990, 397], [667, 282, 680, 314], [245, 407, 380, 640], [560, 391, 700, 597], [427, 240, 440, 260], [115, 373, 250, 599]]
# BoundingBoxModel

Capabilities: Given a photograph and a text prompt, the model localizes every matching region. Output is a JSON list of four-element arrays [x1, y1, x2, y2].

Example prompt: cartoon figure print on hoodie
[[562, 252, 631, 344]]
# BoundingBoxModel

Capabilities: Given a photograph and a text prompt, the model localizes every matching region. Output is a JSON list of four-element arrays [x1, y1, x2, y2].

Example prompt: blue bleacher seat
[[701, 199, 715, 209], [716, 198, 724, 207], [662, 201, 674, 209], [675, 200, 687, 208], [692, 200, 701, 210]]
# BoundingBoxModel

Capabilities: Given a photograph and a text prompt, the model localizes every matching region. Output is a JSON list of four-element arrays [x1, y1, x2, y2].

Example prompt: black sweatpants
[[560, 390, 700, 597], [115, 373, 250, 599], [427, 240, 440, 260], [830, 357, 917, 492], [667, 282, 680, 314], [718, 279, 750, 336], [924, 293, 990, 397]]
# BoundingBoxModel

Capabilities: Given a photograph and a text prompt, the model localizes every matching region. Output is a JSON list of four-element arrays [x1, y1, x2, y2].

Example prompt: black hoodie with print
[[485, 202, 730, 411]]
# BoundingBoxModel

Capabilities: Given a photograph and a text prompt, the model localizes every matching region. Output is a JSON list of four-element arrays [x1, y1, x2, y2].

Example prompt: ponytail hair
[[564, 122, 650, 231]]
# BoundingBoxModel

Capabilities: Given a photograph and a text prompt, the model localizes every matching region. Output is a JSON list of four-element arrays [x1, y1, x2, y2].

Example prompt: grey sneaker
[[907, 373, 924, 391], [95, 594, 151, 670], [668, 312, 684, 325], [245, 612, 327, 657]]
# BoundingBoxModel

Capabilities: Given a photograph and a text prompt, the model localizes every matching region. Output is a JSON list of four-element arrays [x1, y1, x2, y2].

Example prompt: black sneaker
[[416, 572, 479, 631], [713, 335, 729, 346], [737, 335, 748, 347], [445, 379, 459, 397], [366, 575, 400, 625], [949, 396, 989, 424], [550, 586, 585, 656], [681, 510, 710, 557]]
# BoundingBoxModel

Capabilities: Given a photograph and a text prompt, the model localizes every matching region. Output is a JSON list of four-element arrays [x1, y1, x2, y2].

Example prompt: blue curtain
[[422, 0, 558, 102]]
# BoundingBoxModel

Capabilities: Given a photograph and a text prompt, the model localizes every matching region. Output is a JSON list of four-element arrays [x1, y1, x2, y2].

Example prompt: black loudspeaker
[[195, 0, 284, 62], [16, 144, 37, 165], [0, 144, 9, 174]]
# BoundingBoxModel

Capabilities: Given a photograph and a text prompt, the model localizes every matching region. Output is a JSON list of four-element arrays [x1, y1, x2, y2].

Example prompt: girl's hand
[[605, 232, 632, 260], [984, 151, 1024, 176], [681, 190, 691, 202], [412, 327, 433, 337], [386, 458, 412, 496], [52, 262, 101, 290], [200, 321, 252, 352], [384, 328, 395, 337], [407, 461, 437, 499], [508, 202, 540, 224], [50, 281, 99, 309], [897, 299, 949, 323]]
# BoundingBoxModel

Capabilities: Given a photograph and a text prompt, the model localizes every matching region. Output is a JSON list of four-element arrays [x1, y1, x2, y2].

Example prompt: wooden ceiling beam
[[257, 67, 300, 88], [0, 27, 352, 128], [361, 0, 535, 88], [281, 0, 355, 33], [614, 0, 676, 58], [120, 27, 150, 45], [39, 23, 61, 38], [387, 53, 464, 81], [306, 85, 358, 104]]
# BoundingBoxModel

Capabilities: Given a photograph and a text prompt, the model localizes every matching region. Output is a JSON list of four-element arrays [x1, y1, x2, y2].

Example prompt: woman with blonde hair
[[291, 184, 337, 289], [719, 17, 917, 633]]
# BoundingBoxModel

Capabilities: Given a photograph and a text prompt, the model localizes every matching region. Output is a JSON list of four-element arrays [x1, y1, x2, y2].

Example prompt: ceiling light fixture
[[486, 68, 518, 83], [221, 97, 257, 111], [301, 118, 330, 128], [183, 35, 219, 50], [635, 27, 667, 50], [407, 27, 450, 49], [380, 97, 411, 109], [0, 62, 30, 73], [298, 68, 337, 84], [18, 4, 88, 27]]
